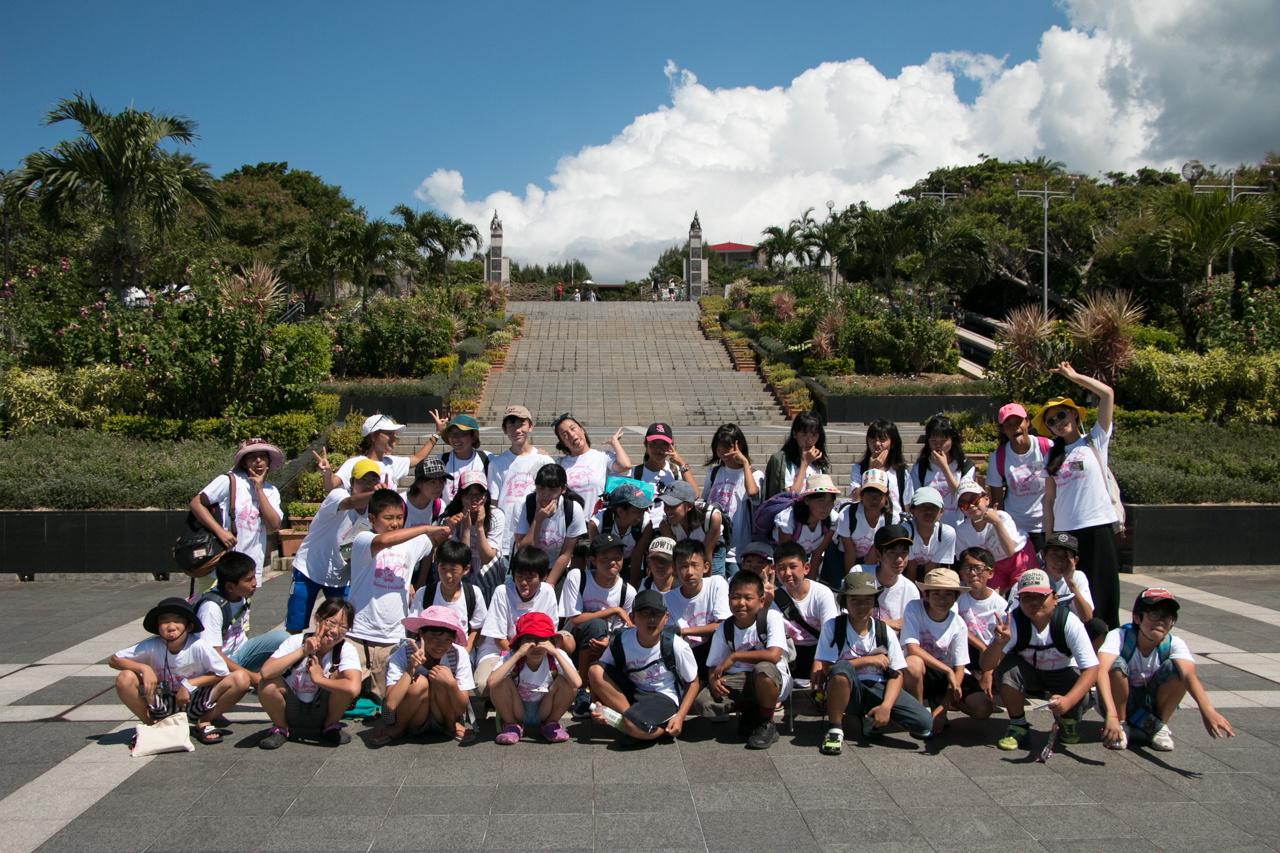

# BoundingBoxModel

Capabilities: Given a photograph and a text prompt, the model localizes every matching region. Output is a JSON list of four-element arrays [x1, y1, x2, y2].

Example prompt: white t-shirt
[[664, 506, 714, 547], [703, 465, 764, 562], [347, 530, 433, 644], [409, 582, 488, 635], [1003, 610, 1100, 671], [508, 652, 557, 701], [439, 451, 490, 504], [195, 597, 248, 656], [958, 589, 1008, 645], [1047, 423, 1119, 532], [385, 641, 476, 691], [634, 461, 680, 494], [985, 440, 1049, 533], [814, 616, 907, 684], [591, 508, 647, 560], [909, 521, 956, 567], [269, 633, 360, 703], [200, 472, 282, 579], [114, 635, 228, 686], [706, 609, 791, 694], [450, 506, 508, 580], [293, 487, 359, 588], [402, 494, 445, 528], [871, 572, 921, 626], [599, 629, 699, 704], [837, 504, 890, 560], [663, 575, 731, 646], [560, 448, 616, 517], [954, 510, 1027, 562], [488, 449, 555, 554], [771, 582, 839, 646], [560, 570, 636, 634], [901, 599, 970, 667], [1099, 628, 1193, 686], [850, 463, 913, 513], [512, 495, 588, 560], [776, 506, 837, 557], [334, 454, 410, 491], [910, 460, 977, 528], [477, 582, 560, 660]]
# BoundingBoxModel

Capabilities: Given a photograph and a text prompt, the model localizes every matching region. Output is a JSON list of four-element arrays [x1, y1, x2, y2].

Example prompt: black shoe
[[321, 725, 351, 746], [737, 705, 760, 738], [747, 721, 779, 750]]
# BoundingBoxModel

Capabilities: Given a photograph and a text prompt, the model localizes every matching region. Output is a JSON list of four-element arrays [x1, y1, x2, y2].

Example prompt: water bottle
[[592, 702, 624, 729]]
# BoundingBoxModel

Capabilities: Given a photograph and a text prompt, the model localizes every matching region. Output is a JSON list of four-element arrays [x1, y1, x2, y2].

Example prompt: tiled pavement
[[5, 570, 1280, 852]]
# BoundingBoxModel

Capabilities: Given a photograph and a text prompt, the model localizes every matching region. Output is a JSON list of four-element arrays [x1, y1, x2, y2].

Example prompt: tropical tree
[[340, 217, 406, 308], [278, 218, 353, 303], [836, 203, 916, 296], [431, 216, 483, 281], [900, 202, 992, 297], [390, 204, 442, 286], [390, 206, 482, 284], [758, 222, 809, 271], [9, 92, 223, 301], [801, 214, 849, 293]]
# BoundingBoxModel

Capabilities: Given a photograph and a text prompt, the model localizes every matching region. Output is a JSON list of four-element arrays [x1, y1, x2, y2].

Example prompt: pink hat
[[401, 605, 467, 646], [997, 403, 1028, 424], [458, 470, 488, 492]]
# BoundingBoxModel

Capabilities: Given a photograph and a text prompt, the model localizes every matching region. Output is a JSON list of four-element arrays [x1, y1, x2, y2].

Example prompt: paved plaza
[[2, 569, 1280, 852]]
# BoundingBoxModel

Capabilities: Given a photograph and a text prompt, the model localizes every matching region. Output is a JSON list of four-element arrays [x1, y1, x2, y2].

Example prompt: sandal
[[455, 722, 476, 744], [495, 724, 523, 745], [369, 728, 402, 748], [193, 724, 224, 745], [540, 722, 569, 743]]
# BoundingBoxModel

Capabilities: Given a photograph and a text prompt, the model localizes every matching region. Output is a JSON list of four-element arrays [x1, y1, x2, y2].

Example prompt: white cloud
[[417, 0, 1277, 282]]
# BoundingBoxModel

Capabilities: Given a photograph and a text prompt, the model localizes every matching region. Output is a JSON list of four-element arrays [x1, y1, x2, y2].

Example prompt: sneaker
[[820, 727, 843, 756], [794, 678, 811, 690], [861, 715, 883, 739], [258, 727, 288, 750], [1150, 724, 1175, 752], [571, 687, 592, 719], [1105, 723, 1130, 751], [1058, 718, 1080, 745], [321, 724, 351, 746], [997, 724, 1030, 751], [746, 720, 779, 750]]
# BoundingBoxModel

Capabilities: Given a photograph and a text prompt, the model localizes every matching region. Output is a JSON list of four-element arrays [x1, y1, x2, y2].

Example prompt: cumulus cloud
[[417, 0, 1277, 281]]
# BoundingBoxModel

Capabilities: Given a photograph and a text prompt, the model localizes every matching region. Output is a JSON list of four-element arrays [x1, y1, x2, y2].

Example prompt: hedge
[[1111, 422, 1280, 504], [100, 394, 339, 457], [317, 376, 452, 398], [0, 429, 237, 510], [1117, 347, 1280, 424]]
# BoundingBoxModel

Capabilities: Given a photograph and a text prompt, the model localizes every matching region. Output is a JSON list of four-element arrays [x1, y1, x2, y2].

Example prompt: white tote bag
[[132, 713, 194, 757]]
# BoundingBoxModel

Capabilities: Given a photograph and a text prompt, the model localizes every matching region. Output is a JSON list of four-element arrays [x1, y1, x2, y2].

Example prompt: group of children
[[113, 401, 1233, 757]]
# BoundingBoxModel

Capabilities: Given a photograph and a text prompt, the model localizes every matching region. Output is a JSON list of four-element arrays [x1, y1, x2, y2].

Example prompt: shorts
[[992, 539, 1038, 590], [920, 667, 984, 707], [570, 618, 609, 650], [694, 662, 785, 717], [595, 663, 681, 734], [284, 683, 341, 734], [995, 655, 1086, 719], [521, 698, 545, 728], [353, 639, 396, 703], [285, 569, 347, 632], [148, 685, 216, 722], [1111, 657, 1181, 721], [410, 712, 449, 736]]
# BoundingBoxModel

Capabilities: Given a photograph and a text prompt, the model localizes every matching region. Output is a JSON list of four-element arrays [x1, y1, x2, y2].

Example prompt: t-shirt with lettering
[[512, 495, 588, 561], [334, 454, 411, 492], [814, 616, 906, 684], [985, 441, 1049, 532], [1099, 627, 1193, 687], [1003, 610, 1099, 671], [909, 521, 956, 568], [954, 510, 1027, 562], [269, 633, 360, 703], [775, 505, 838, 558], [439, 451, 490, 504], [196, 597, 248, 657], [703, 465, 764, 562], [599, 628, 698, 704], [900, 599, 969, 667], [560, 448, 616, 518], [870, 571, 921, 626], [836, 504, 890, 560], [409, 582, 488, 636], [292, 487, 359, 589], [488, 449, 555, 554], [770, 581, 838, 646], [477, 582, 560, 660], [199, 471, 282, 581], [909, 460, 977, 527], [706, 609, 791, 694], [850, 463, 914, 514], [560, 569, 636, 634], [114, 635, 228, 690], [385, 641, 476, 691], [347, 530, 433, 644], [1046, 423, 1118, 532], [663, 575, 731, 647], [958, 589, 1008, 645]]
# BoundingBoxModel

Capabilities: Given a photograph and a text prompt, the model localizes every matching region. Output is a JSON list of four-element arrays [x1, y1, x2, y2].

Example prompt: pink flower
[[55, 329, 64, 337], [210, 356, 219, 365], [59, 257, 70, 271], [79, 307, 88, 317]]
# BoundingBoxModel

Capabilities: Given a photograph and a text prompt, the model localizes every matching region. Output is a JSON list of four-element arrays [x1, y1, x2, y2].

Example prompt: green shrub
[[484, 316, 507, 331], [486, 330, 514, 349], [318, 377, 451, 398], [835, 315, 958, 374], [0, 365, 150, 434], [1130, 325, 1180, 353], [417, 354, 458, 376], [757, 337, 789, 359], [816, 374, 991, 396], [1117, 347, 1280, 424], [454, 336, 485, 357], [1112, 422, 1280, 503], [699, 295, 726, 316], [756, 320, 784, 340], [285, 502, 322, 520], [328, 294, 456, 378], [747, 286, 783, 316]]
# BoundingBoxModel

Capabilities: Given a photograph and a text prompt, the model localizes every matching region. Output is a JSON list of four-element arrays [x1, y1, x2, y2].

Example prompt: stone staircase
[[477, 301, 787, 427]]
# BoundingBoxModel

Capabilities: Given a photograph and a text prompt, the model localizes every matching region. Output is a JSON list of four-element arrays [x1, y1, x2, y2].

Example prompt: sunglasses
[[1044, 410, 1075, 427], [552, 413, 575, 429], [957, 494, 984, 509]]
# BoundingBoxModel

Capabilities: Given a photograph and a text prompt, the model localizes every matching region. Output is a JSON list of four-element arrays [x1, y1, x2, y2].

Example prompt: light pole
[[914, 179, 970, 204], [1014, 173, 1077, 317], [1182, 160, 1278, 274]]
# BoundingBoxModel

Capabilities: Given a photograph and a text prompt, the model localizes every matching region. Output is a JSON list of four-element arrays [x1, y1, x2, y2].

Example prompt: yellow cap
[[351, 459, 382, 481]]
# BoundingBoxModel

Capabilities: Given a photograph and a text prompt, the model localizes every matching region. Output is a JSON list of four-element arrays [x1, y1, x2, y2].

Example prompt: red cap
[[513, 611, 557, 642]]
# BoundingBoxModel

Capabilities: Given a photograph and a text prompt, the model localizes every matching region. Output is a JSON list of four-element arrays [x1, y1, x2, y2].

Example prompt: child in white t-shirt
[[954, 482, 1035, 592], [402, 457, 452, 589], [488, 611, 581, 744], [443, 470, 508, 601], [775, 475, 840, 572], [488, 405, 555, 556], [866, 525, 920, 634], [955, 547, 1006, 699], [374, 606, 475, 745], [562, 534, 637, 718], [474, 546, 574, 696], [513, 462, 589, 585], [910, 415, 977, 528], [111, 598, 249, 746], [639, 536, 678, 593], [703, 424, 764, 575], [906, 487, 955, 580], [257, 599, 361, 749], [1036, 532, 1108, 647], [770, 541, 838, 689], [663, 539, 731, 676], [590, 484, 655, 573], [190, 439, 285, 585], [409, 540, 487, 656]]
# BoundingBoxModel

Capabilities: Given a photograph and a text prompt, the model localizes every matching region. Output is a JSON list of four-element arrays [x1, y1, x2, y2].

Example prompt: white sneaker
[[1150, 724, 1175, 752], [1105, 723, 1129, 750]]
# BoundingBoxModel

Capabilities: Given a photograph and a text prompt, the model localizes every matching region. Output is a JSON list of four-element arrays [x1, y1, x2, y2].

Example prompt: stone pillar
[[487, 211, 510, 284], [683, 212, 704, 300]]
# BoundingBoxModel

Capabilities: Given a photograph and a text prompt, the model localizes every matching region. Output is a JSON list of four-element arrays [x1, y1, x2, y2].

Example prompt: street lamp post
[[1014, 173, 1077, 317], [914, 179, 970, 205], [826, 200, 836, 292], [1182, 160, 1278, 274]]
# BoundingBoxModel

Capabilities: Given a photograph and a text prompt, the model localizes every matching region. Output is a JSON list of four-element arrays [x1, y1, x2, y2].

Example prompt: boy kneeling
[[1096, 588, 1233, 751], [111, 598, 250, 745], [589, 589, 699, 746]]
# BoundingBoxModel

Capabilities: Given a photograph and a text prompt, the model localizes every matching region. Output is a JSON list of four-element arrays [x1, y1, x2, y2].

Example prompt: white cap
[[361, 414, 406, 437], [911, 486, 944, 508]]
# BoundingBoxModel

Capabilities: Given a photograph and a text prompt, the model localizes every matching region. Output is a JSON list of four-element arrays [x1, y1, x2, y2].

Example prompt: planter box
[[823, 394, 999, 424], [338, 395, 444, 424], [279, 530, 307, 557], [1, 510, 190, 575], [1131, 504, 1279, 567]]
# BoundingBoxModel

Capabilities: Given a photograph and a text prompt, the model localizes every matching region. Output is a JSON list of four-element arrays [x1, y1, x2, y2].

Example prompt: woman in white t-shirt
[[513, 463, 588, 585], [703, 424, 763, 576], [190, 439, 284, 586], [849, 419, 913, 515], [910, 415, 977, 528], [257, 599, 361, 749], [323, 413, 434, 492], [553, 415, 633, 516], [1036, 362, 1121, 631], [417, 412, 490, 505], [985, 404, 1051, 551]]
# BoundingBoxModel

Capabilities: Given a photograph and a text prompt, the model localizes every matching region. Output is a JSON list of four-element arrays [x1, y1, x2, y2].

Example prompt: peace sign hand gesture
[[311, 447, 331, 475], [408, 638, 427, 676], [991, 613, 1012, 647]]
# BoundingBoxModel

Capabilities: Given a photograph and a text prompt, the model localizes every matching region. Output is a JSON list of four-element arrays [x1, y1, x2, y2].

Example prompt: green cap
[[446, 414, 479, 432], [839, 571, 879, 597]]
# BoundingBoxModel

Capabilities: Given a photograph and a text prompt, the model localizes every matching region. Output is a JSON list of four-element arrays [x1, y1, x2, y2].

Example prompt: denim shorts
[[1111, 657, 1181, 720], [522, 698, 544, 728]]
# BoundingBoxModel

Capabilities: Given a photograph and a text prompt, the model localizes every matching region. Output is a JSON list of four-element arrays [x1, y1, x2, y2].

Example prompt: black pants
[[1070, 524, 1121, 631]]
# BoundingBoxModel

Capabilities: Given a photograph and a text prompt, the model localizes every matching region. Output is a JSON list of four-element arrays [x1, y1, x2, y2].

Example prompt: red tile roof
[[708, 242, 756, 252]]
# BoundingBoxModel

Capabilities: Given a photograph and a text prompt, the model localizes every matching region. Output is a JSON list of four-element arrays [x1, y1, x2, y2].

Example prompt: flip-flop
[[540, 722, 569, 743], [193, 724, 223, 745], [369, 728, 402, 748], [454, 723, 476, 744], [495, 724, 523, 745]]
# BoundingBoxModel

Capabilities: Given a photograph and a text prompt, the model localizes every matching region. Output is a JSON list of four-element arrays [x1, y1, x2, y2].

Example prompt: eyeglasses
[[1141, 612, 1175, 626], [958, 564, 992, 574], [1044, 410, 1074, 427], [319, 619, 350, 635]]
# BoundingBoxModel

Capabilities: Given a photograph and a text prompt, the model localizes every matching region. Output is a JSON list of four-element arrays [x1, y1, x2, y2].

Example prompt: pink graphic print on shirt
[[564, 465, 592, 493], [372, 551, 411, 591], [235, 498, 262, 536], [1054, 448, 1090, 488]]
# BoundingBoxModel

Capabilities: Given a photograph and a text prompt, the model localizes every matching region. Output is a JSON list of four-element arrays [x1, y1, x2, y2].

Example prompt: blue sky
[[2, 0, 1273, 280]]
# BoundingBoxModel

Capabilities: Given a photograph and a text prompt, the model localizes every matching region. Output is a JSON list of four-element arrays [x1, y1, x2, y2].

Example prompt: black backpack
[[525, 493, 577, 529], [721, 610, 770, 652], [773, 588, 820, 641], [602, 506, 644, 544], [1010, 605, 1072, 657], [442, 450, 489, 477], [422, 580, 477, 624], [831, 616, 899, 679], [608, 625, 687, 692], [191, 588, 247, 645], [914, 457, 975, 492]]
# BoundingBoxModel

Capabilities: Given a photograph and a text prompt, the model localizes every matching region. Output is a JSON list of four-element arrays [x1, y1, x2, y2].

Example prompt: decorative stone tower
[[683, 211, 703, 300], [486, 210, 509, 284]]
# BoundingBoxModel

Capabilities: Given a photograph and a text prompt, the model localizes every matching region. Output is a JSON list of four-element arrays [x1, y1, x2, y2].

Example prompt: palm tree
[[800, 214, 848, 293], [279, 218, 352, 303], [340, 217, 405, 309], [10, 92, 223, 301], [758, 222, 808, 271], [390, 204, 442, 286], [390, 206, 482, 284], [837, 203, 917, 296], [901, 203, 991, 297], [431, 217, 483, 281]]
